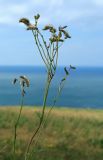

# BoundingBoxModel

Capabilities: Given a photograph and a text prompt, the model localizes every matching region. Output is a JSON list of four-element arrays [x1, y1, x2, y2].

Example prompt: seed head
[[19, 18, 30, 26], [43, 24, 56, 33], [20, 76, 30, 87]]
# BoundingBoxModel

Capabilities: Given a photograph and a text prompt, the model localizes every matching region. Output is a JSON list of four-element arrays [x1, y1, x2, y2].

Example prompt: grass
[[0, 107, 103, 160]]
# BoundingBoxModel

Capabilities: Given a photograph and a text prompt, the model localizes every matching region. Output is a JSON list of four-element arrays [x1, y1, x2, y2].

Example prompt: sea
[[0, 66, 103, 109]]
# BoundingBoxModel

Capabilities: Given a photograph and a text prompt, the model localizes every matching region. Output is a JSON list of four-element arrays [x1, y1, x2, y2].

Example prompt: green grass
[[0, 107, 103, 160]]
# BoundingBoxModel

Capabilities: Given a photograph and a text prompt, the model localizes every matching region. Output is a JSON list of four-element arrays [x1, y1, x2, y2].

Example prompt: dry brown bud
[[19, 18, 30, 26]]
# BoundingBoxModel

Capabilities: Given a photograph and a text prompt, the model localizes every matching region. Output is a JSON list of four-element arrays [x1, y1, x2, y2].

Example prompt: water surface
[[0, 66, 103, 108]]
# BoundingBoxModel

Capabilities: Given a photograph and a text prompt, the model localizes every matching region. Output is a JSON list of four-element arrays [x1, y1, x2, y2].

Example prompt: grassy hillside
[[0, 107, 103, 160]]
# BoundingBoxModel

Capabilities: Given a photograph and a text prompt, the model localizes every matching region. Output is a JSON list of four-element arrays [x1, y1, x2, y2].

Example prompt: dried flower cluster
[[13, 75, 30, 96], [19, 15, 71, 43], [19, 14, 71, 84], [12, 14, 75, 160]]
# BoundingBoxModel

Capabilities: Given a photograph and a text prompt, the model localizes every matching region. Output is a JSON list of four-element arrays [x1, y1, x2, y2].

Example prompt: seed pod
[[19, 18, 30, 26], [64, 67, 69, 75]]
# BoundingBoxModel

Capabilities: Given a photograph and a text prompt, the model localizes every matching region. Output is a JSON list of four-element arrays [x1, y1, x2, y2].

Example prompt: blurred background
[[0, 0, 103, 107]]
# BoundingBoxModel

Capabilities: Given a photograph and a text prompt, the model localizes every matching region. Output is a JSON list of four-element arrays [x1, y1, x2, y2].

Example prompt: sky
[[0, 0, 103, 66]]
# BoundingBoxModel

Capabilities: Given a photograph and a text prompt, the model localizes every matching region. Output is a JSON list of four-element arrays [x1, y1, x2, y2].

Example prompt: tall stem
[[25, 75, 51, 160]]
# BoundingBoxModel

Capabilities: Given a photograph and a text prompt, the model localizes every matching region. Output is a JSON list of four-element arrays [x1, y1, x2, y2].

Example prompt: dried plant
[[18, 14, 75, 160], [12, 76, 30, 159]]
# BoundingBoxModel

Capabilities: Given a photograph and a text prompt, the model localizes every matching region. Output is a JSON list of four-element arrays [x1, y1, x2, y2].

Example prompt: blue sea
[[0, 66, 103, 108]]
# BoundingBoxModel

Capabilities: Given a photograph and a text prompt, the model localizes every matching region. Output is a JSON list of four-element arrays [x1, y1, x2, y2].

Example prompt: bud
[[34, 14, 40, 20]]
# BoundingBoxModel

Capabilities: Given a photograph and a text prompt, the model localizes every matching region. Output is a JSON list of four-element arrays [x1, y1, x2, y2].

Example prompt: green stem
[[36, 33, 50, 66], [32, 30, 49, 69], [30, 74, 69, 149], [13, 96, 24, 160], [25, 75, 51, 160], [38, 31, 56, 71], [55, 42, 58, 68]]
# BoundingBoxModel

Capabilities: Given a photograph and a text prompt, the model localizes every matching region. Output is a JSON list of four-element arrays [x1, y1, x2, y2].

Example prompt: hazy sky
[[0, 0, 103, 66]]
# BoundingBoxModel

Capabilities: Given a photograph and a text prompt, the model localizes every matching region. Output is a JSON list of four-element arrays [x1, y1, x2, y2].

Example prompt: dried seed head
[[19, 18, 30, 26], [20, 76, 30, 87], [43, 24, 56, 33]]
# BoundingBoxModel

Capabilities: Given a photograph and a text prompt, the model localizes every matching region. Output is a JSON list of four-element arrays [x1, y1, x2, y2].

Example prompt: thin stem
[[36, 32, 50, 66], [55, 42, 58, 68], [37, 30, 49, 56], [51, 42, 56, 71], [13, 96, 24, 160], [44, 67, 72, 123], [37, 31, 56, 70], [44, 75, 68, 123], [32, 30, 49, 69], [30, 74, 69, 149], [25, 75, 51, 160]]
